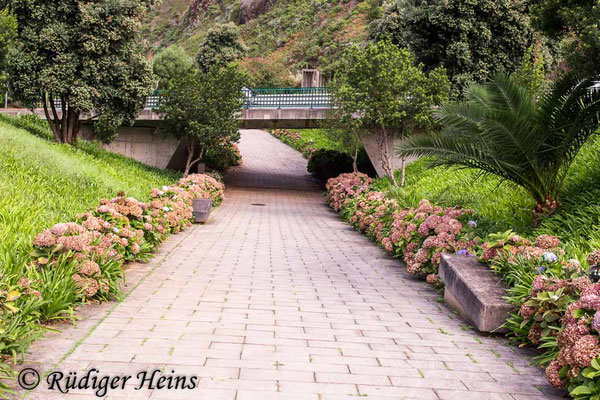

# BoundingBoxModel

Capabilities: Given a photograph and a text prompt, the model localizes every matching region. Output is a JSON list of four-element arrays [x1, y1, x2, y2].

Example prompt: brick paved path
[[20, 130, 562, 400]]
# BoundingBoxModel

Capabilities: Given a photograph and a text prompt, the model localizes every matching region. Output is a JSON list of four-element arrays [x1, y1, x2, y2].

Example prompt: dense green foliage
[[8, 0, 157, 144], [330, 40, 449, 184], [308, 149, 354, 180], [153, 45, 195, 89], [0, 8, 15, 89], [370, 0, 532, 93], [307, 148, 376, 181], [158, 64, 245, 175], [397, 74, 600, 218], [528, 0, 600, 77], [196, 23, 245, 72]]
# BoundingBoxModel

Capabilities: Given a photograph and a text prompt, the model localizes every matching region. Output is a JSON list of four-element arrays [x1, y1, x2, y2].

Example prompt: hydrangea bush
[[30, 174, 224, 301], [326, 173, 478, 282]]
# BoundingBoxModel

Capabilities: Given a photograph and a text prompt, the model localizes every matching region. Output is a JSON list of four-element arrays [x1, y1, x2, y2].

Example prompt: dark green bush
[[308, 149, 353, 181], [308, 148, 376, 181]]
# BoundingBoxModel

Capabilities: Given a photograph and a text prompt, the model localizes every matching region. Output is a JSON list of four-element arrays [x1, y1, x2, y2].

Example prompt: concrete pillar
[[362, 134, 417, 178]]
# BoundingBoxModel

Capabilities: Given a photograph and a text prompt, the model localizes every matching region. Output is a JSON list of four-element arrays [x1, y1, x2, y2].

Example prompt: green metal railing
[[20, 88, 331, 111], [242, 87, 330, 109]]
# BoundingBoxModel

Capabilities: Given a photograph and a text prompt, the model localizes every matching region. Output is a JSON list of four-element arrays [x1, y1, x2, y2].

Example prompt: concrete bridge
[[2, 88, 405, 176], [1, 88, 333, 170]]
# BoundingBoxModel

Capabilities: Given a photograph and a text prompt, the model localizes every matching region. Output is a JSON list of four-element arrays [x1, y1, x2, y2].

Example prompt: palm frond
[[396, 73, 600, 207]]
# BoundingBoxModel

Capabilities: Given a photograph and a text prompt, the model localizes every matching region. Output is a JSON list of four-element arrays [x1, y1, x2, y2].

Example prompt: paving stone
[[14, 130, 562, 399]]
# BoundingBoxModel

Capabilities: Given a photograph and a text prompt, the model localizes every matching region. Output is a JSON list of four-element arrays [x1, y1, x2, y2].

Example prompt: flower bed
[[28, 173, 223, 300], [326, 173, 478, 283], [325, 172, 600, 399], [1, 173, 224, 392]]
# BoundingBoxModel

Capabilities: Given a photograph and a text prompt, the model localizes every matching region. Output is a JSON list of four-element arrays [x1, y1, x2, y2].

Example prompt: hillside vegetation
[[143, 0, 373, 84]]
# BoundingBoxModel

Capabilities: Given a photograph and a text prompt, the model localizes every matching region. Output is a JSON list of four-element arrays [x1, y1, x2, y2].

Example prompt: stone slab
[[438, 254, 513, 332]]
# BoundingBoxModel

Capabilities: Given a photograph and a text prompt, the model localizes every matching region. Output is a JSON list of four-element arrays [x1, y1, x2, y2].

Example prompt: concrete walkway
[[20, 130, 561, 400]]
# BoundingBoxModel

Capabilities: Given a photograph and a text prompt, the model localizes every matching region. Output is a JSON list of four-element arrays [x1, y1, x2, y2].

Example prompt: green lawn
[[294, 129, 348, 153], [0, 119, 180, 275], [271, 128, 349, 157]]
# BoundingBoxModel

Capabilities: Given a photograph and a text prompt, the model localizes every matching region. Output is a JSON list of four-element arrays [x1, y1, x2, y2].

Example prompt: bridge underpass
[[1, 88, 405, 176]]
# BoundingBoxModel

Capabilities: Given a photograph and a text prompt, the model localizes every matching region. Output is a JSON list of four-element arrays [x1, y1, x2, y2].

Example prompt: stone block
[[438, 254, 513, 332], [193, 198, 212, 224]]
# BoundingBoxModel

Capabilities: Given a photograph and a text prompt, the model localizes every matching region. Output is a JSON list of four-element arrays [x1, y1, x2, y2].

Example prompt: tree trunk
[[352, 141, 359, 173], [44, 94, 81, 144], [399, 130, 406, 187], [377, 126, 397, 186], [400, 156, 406, 187], [183, 136, 204, 177], [532, 195, 559, 223], [43, 93, 61, 142]]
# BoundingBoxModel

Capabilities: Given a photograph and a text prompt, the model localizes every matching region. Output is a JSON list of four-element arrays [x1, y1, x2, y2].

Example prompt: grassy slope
[[388, 135, 600, 257], [0, 120, 180, 275]]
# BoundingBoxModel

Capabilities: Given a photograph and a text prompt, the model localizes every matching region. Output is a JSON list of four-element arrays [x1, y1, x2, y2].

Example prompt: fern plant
[[396, 73, 600, 220]]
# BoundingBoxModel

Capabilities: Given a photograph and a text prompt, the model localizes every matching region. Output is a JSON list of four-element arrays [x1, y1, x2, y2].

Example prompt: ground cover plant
[[0, 116, 225, 395]]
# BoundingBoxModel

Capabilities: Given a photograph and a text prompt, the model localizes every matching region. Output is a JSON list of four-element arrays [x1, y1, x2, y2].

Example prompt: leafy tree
[[528, 0, 600, 77], [153, 46, 194, 89], [329, 40, 450, 186], [0, 8, 16, 100], [371, 0, 532, 93], [396, 74, 600, 220], [7, 0, 157, 144], [158, 64, 245, 176], [196, 23, 245, 73]]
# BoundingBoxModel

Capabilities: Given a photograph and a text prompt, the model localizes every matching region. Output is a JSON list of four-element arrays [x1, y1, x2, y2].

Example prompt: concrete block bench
[[438, 254, 513, 333]]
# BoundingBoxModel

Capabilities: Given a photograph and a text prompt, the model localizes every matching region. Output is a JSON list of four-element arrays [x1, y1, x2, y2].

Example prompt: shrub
[[308, 149, 354, 181], [326, 172, 478, 281], [204, 140, 242, 171]]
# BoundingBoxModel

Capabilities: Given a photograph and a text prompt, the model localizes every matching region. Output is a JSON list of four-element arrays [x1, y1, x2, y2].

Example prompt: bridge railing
[[242, 87, 330, 109], [25, 88, 331, 111]]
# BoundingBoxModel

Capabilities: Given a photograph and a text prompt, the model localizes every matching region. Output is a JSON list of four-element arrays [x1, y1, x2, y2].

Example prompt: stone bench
[[438, 254, 513, 333]]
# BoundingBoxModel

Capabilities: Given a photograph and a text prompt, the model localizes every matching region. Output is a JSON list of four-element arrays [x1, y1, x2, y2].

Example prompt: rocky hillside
[[142, 0, 374, 85]]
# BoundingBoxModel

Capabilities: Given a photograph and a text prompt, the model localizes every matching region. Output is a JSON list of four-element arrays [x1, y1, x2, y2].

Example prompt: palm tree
[[396, 73, 600, 220]]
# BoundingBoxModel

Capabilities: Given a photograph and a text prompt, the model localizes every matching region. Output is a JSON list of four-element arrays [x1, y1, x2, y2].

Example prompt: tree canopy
[[330, 40, 450, 185], [528, 0, 600, 77], [8, 0, 157, 144], [370, 0, 532, 93], [0, 8, 16, 89], [158, 64, 246, 176], [196, 23, 245, 73], [153, 45, 195, 89]]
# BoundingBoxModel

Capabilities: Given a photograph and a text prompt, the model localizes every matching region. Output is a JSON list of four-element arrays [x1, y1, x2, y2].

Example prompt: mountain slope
[[143, 0, 374, 85]]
